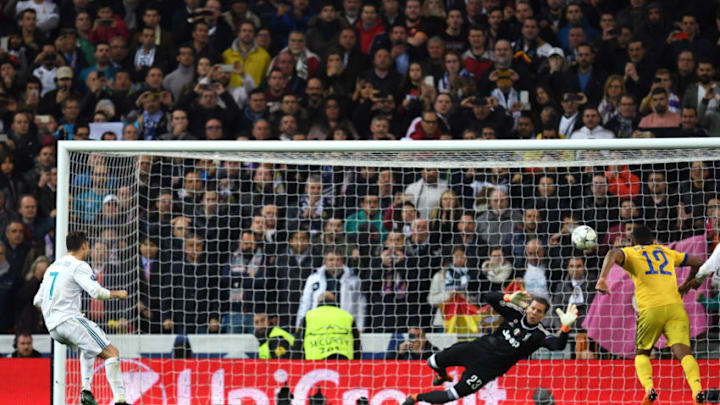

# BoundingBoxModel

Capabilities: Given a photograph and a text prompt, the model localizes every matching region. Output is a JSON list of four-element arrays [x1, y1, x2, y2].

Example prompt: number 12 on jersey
[[48, 271, 59, 299], [642, 250, 672, 276]]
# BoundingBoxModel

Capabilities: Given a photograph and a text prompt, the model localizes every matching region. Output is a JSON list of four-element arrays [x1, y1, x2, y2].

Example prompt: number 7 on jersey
[[48, 271, 59, 299]]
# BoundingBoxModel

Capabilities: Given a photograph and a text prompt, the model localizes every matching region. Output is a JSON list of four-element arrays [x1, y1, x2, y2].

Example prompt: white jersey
[[33, 254, 111, 330], [698, 243, 720, 281]]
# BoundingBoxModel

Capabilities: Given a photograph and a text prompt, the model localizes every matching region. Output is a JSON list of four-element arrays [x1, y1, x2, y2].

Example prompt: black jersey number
[[466, 375, 482, 390]]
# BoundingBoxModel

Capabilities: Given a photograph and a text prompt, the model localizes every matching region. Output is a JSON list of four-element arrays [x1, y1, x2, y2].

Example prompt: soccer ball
[[572, 225, 597, 250]]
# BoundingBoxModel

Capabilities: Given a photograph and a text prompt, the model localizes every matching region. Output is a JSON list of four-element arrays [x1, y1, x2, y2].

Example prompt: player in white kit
[[679, 240, 720, 294], [33, 231, 130, 405]]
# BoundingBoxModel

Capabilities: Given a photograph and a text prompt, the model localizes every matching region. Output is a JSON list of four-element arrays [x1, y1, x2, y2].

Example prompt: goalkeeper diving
[[402, 291, 577, 405]]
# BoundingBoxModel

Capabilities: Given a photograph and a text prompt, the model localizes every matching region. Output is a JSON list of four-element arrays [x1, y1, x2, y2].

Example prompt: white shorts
[[50, 317, 111, 357]]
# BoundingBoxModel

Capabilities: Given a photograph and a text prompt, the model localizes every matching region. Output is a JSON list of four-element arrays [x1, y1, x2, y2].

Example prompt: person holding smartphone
[[89, 2, 129, 45], [385, 326, 438, 360]]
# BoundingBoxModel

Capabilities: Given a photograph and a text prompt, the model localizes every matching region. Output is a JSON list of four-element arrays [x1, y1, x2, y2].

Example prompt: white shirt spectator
[[404, 173, 449, 219], [33, 65, 57, 96], [295, 265, 366, 331], [523, 262, 550, 300], [570, 125, 615, 140], [16, 0, 59, 33]]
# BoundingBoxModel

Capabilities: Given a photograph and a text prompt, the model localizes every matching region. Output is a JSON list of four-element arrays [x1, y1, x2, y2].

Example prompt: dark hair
[[66, 230, 88, 251], [631, 224, 654, 245], [530, 296, 550, 313], [651, 87, 668, 96], [18, 8, 37, 20]]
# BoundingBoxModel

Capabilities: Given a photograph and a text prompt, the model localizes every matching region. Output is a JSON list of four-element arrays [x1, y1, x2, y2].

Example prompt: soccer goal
[[55, 139, 720, 405]]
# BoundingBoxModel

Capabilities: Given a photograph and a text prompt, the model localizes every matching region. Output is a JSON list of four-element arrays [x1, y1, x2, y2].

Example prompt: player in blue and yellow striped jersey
[[596, 225, 706, 405]]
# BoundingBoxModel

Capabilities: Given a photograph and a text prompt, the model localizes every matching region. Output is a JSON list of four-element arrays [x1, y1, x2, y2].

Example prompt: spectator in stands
[[407, 110, 444, 140], [177, 78, 242, 137], [89, 2, 129, 45], [602, 199, 641, 255], [222, 231, 272, 334], [0, 242, 22, 333], [276, 229, 320, 327], [679, 107, 708, 137], [288, 175, 329, 235], [73, 164, 109, 224], [551, 257, 596, 359], [386, 326, 438, 360], [239, 165, 286, 223], [163, 46, 196, 102], [362, 48, 402, 94], [306, 3, 347, 55], [639, 68, 680, 116], [404, 168, 449, 219], [428, 246, 479, 324], [638, 88, 681, 132], [598, 75, 625, 124], [163, 233, 221, 334], [296, 250, 366, 331], [575, 173, 618, 238], [176, 170, 204, 216], [480, 247, 513, 292], [477, 188, 522, 249], [640, 170, 680, 242], [195, 190, 233, 258], [606, 163, 641, 200], [428, 190, 461, 247], [522, 238, 550, 299], [528, 174, 568, 234], [138, 237, 162, 333], [159, 109, 196, 141], [552, 43, 604, 106], [345, 191, 385, 242], [606, 94, 640, 139], [8, 112, 42, 174], [312, 217, 355, 260], [366, 230, 414, 332], [18, 195, 49, 250], [683, 60, 716, 111], [13, 255, 47, 333], [7, 332, 41, 358], [131, 26, 171, 83], [680, 161, 717, 231], [224, 21, 270, 90], [507, 208, 546, 271], [254, 313, 294, 359], [570, 107, 614, 140], [450, 211, 483, 269], [557, 91, 584, 137]]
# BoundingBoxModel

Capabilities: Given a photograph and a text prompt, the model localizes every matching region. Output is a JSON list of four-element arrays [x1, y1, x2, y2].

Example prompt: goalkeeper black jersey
[[470, 292, 568, 375]]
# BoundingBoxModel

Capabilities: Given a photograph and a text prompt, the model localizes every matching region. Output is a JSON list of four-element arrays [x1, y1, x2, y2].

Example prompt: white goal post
[[54, 138, 720, 405]]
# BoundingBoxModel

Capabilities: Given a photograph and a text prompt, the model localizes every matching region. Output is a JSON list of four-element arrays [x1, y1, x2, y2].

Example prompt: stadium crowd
[[0, 0, 719, 359]]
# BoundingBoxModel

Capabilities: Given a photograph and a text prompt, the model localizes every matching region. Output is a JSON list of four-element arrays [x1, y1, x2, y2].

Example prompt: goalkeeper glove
[[503, 291, 531, 308], [555, 303, 579, 333]]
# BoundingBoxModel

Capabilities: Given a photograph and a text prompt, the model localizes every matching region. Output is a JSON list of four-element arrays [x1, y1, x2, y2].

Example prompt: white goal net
[[57, 139, 720, 405]]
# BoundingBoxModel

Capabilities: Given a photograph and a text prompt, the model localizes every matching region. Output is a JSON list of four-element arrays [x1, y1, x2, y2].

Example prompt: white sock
[[104, 357, 126, 403], [80, 351, 95, 392]]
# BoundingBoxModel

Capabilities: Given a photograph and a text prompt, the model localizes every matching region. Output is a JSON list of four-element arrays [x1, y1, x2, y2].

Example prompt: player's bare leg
[[98, 344, 130, 405], [671, 344, 704, 404], [635, 349, 657, 405]]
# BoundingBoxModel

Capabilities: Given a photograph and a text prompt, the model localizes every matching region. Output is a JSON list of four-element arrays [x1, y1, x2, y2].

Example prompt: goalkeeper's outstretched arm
[[542, 303, 578, 351]]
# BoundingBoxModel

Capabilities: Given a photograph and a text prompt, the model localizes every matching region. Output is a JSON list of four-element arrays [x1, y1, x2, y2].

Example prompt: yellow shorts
[[636, 303, 690, 351]]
